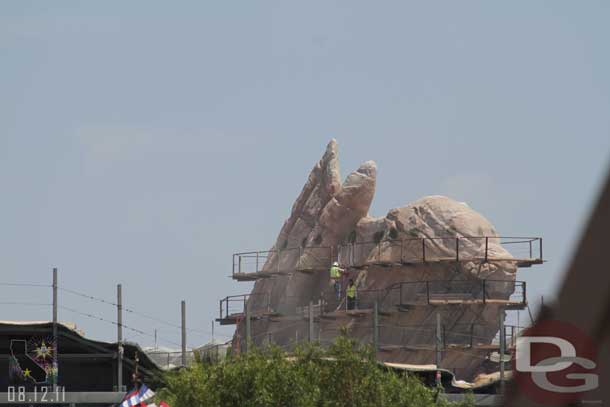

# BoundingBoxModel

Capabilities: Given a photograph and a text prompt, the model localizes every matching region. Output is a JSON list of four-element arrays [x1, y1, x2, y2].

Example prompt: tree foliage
[[156, 336, 474, 407]]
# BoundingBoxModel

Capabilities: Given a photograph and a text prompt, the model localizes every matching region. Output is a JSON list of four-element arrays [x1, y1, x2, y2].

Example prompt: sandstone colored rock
[[235, 140, 520, 381]]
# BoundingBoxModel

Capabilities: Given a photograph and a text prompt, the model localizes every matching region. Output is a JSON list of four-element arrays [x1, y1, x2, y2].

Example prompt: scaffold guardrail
[[338, 236, 542, 268], [218, 279, 527, 324], [217, 293, 272, 325], [231, 236, 542, 279], [384, 279, 526, 309]]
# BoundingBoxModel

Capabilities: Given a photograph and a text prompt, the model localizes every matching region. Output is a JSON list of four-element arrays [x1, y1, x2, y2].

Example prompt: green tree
[[156, 336, 474, 407]]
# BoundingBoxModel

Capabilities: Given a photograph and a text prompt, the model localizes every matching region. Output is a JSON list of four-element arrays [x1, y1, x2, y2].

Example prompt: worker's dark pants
[[333, 280, 341, 300], [347, 296, 356, 310]]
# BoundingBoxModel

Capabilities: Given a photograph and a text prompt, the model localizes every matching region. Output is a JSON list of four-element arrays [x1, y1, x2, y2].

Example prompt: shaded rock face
[[236, 140, 516, 380]]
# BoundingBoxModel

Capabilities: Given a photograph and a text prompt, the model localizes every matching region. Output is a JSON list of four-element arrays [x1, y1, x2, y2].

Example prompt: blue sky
[[1, 1, 609, 348]]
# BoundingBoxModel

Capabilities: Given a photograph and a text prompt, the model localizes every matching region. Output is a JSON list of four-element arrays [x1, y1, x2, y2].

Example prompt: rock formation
[[234, 139, 520, 381]]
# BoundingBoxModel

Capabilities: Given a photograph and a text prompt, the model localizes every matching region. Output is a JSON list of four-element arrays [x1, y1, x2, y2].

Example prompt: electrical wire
[[59, 305, 149, 336], [0, 282, 51, 288], [58, 285, 223, 337], [0, 301, 52, 306]]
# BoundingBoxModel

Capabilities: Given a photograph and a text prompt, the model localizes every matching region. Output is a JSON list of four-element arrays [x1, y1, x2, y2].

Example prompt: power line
[[59, 285, 220, 337], [0, 282, 51, 288], [59, 305, 150, 337], [0, 301, 52, 306], [59, 305, 199, 348]]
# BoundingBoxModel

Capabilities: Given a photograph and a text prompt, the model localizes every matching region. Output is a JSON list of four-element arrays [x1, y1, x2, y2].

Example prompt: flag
[[139, 401, 170, 407], [121, 389, 138, 407], [121, 384, 156, 407], [138, 384, 155, 402]]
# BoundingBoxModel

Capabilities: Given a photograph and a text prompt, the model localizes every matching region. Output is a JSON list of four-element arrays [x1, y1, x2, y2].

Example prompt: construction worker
[[347, 279, 357, 310], [329, 261, 345, 300]]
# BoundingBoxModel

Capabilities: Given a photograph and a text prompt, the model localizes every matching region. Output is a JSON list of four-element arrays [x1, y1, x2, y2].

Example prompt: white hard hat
[[333, 261, 339, 266]]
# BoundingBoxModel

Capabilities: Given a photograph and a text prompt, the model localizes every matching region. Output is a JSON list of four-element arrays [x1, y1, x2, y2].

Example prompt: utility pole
[[52, 268, 58, 391], [436, 313, 442, 386], [117, 284, 123, 391], [181, 300, 187, 367], [308, 301, 314, 342]]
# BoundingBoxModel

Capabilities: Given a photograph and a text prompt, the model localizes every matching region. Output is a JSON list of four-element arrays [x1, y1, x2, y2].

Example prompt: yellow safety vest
[[330, 266, 341, 279], [347, 285, 356, 298]]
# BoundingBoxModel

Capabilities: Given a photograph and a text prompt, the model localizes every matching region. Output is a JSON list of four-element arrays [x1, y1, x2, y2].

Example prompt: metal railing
[[232, 236, 542, 277], [232, 246, 333, 277], [338, 236, 543, 267], [218, 293, 272, 321], [220, 279, 526, 322], [385, 279, 526, 308], [146, 350, 197, 369], [378, 322, 525, 350]]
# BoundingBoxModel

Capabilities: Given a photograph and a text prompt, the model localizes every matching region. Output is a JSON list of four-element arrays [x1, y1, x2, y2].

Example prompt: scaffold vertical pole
[[436, 313, 442, 367], [373, 301, 379, 353], [245, 302, 251, 353], [422, 239, 426, 262], [308, 301, 314, 342], [499, 310, 506, 394], [485, 237, 489, 262], [436, 312, 442, 386]]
